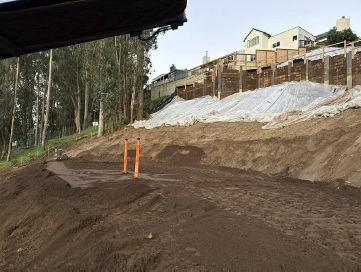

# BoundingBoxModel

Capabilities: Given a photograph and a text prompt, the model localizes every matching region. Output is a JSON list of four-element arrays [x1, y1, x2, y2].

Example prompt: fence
[[176, 39, 361, 100]]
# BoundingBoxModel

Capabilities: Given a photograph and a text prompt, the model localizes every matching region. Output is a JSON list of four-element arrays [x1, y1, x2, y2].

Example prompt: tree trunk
[[130, 71, 136, 125], [74, 64, 82, 133], [137, 85, 143, 120], [41, 49, 53, 150], [137, 43, 144, 121], [74, 105, 81, 133], [118, 92, 123, 124], [34, 74, 40, 146], [74, 95, 81, 134], [1, 136, 6, 160], [6, 57, 20, 162], [123, 74, 129, 124], [115, 36, 123, 125], [83, 70, 89, 130], [39, 91, 45, 145], [98, 99, 104, 137]]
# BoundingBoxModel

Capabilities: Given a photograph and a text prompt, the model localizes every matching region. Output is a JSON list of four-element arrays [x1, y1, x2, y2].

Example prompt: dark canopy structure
[[0, 0, 187, 59]]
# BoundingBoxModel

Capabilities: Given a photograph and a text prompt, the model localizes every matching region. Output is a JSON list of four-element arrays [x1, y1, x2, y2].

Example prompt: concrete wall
[[150, 74, 204, 100], [150, 80, 177, 100]]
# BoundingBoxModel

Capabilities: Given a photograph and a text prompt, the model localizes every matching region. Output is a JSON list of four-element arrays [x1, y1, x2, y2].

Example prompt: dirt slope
[[68, 108, 361, 187], [2, 108, 361, 270], [1, 160, 360, 270]]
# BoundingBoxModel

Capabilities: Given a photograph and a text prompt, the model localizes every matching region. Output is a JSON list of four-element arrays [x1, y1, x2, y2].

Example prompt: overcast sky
[[149, 0, 361, 80]]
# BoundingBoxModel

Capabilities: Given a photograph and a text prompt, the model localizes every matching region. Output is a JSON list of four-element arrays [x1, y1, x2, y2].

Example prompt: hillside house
[[244, 27, 316, 56], [149, 18, 353, 100]]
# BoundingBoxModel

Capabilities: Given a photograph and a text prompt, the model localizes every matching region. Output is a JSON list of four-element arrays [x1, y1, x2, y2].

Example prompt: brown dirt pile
[[68, 108, 361, 187], [2, 108, 361, 270], [1, 159, 361, 270]]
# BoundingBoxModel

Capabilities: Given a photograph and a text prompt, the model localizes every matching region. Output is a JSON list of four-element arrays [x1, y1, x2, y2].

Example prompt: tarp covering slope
[[133, 81, 361, 130]]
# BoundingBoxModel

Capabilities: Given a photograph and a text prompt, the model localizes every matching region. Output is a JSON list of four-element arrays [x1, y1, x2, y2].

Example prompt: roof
[[243, 26, 316, 43], [0, 0, 187, 59], [243, 28, 271, 42], [316, 31, 329, 40], [270, 26, 316, 39]]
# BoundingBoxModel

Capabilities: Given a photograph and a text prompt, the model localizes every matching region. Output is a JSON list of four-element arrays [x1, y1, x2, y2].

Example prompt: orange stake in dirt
[[134, 138, 140, 178], [123, 139, 128, 174]]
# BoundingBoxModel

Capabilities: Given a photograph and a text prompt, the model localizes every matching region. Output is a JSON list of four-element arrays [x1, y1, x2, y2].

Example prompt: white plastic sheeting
[[264, 85, 361, 129], [132, 81, 357, 129]]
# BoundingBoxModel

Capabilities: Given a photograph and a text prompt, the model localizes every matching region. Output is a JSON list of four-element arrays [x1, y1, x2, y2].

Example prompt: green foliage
[[0, 30, 158, 160], [144, 95, 166, 110], [0, 161, 11, 168], [326, 27, 359, 46], [0, 126, 98, 169]]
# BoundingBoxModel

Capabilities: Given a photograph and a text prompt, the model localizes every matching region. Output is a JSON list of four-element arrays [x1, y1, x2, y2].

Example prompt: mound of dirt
[[67, 108, 361, 187], [1, 159, 360, 270], [2, 108, 361, 270], [155, 145, 205, 165]]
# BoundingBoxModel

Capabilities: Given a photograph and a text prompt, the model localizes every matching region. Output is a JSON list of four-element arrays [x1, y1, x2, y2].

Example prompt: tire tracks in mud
[[2, 160, 361, 270], [172, 165, 361, 266]]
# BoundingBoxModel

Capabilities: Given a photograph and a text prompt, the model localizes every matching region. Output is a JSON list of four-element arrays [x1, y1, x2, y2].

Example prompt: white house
[[243, 28, 271, 57], [268, 27, 315, 49], [244, 27, 316, 55]]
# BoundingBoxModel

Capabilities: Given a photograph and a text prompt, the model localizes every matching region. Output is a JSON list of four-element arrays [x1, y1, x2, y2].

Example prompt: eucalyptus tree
[[53, 45, 85, 134], [113, 32, 157, 125], [136, 30, 158, 121], [6, 57, 20, 161], [15, 54, 44, 147], [91, 38, 118, 136], [0, 30, 159, 159], [41, 49, 53, 150], [0, 59, 15, 159]]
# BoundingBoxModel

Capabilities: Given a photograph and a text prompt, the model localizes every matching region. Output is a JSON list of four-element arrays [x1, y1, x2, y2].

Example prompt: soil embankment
[[69, 108, 361, 187], [2, 108, 361, 269], [1, 160, 361, 270]]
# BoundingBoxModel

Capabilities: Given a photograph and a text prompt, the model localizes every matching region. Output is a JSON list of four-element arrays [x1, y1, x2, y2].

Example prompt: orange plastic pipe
[[134, 138, 140, 178], [123, 139, 128, 174]]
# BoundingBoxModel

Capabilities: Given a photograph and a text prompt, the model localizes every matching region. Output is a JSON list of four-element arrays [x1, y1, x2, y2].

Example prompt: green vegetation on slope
[[0, 126, 98, 169]]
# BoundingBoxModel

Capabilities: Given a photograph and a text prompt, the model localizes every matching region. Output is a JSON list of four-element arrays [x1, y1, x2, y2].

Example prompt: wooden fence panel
[[330, 55, 347, 86], [309, 59, 324, 83], [292, 61, 306, 82], [352, 52, 361, 86]]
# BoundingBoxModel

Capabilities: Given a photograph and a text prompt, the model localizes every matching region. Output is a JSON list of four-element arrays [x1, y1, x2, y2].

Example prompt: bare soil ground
[[67, 108, 361, 187], [1, 108, 361, 270]]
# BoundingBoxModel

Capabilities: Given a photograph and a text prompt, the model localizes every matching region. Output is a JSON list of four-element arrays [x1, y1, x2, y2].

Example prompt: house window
[[272, 41, 280, 48], [250, 54, 256, 61], [303, 36, 312, 46], [247, 36, 260, 48], [292, 35, 297, 41]]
